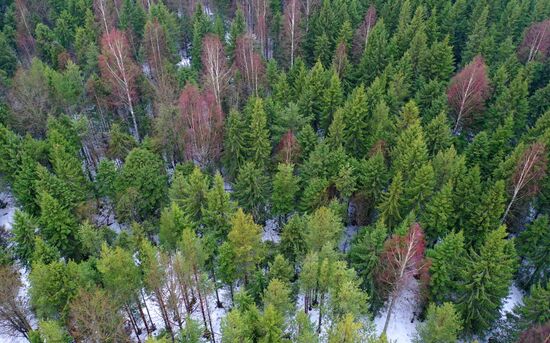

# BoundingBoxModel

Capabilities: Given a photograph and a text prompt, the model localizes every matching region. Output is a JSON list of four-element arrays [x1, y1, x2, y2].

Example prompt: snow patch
[[339, 225, 359, 253], [262, 219, 280, 243], [177, 56, 191, 68], [374, 279, 420, 343], [500, 283, 524, 318], [0, 191, 16, 231]]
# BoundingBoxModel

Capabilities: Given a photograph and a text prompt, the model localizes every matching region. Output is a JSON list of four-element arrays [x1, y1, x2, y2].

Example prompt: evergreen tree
[[305, 206, 343, 252], [263, 278, 293, 316], [234, 162, 270, 222], [279, 215, 308, 269], [515, 282, 550, 330], [421, 181, 454, 243], [458, 226, 517, 334], [223, 110, 248, 179], [342, 85, 369, 157], [414, 303, 462, 343], [268, 254, 294, 285], [115, 148, 167, 221], [272, 163, 299, 220], [246, 98, 271, 169], [425, 112, 453, 156], [349, 221, 387, 295], [356, 20, 390, 86], [403, 163, 435, 213], [517, 216, 550, 288], [320, 71, 344, 131], [465, 180, 506, 247], [428, 231, 466, 304], [177, 167, 209, 224], [202, 172, 236, 241], [159, 202, 190, 250], [11, 210, 37, 266], [38, 191, 79, 258], [377, 172, 404, 229], [298, 61, 327, 127], [453, 165, 482, 233], [227, 209, 264, 285], [191, 4, 212, 71]]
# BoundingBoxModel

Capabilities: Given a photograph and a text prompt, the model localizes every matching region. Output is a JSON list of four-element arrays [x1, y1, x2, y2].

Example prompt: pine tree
[[13, 152, 40, 215], [298, 61, 328, 127], [95, 159, 117, 200], [378, 172, 404, 229], [268, 254, 294, 284], [159, 202, 190, 250], [342, 85, 369, 157], [246, 98, 271, 169], [414, 303, 463, 343], [234, 162, 270, 222], [458, 226, 517, 334], [271, 163, 299, 220], [228, 209, 264, 285], [263, 279, 293, 316], [38, 191, 78, 258], [305, 206, 344, 252], [427, 231, 466, 304], [421, 181, 454, 243], [279, 215, 308, 269]]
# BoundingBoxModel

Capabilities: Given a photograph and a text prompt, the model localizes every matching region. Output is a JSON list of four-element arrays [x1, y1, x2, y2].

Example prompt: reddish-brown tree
[[281, 0, 302, 67], [502, 142, 547, 223], [518, 19, 550, 63], [14, 0, 35, 63], [276, 130, 301, 164], [201, 34, 231, 106], [447, 55, 490, 134], [0, 265, 33, 341], [234, 34, 265, 97], [99, 29, 141, 141], [332, 42, 348, 77], [352, 5, 377, 61], [178, 84, 224, 168], [376, 223, 428, 334]]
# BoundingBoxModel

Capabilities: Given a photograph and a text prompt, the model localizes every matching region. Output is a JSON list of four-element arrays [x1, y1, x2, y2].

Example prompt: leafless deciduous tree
[[178, 84, 224, 168], [502, 142, 547, 223], [99, 29, 141, 141], [281, 0, 302, 67], [375, 223, 429, 334], [234, 34, 265, 97], [201, 34, 231, 106], [352, 5, 377, 61], [447, 55, 490, 134], [0, 265, 33, 341], [518, 19, 550, 63]]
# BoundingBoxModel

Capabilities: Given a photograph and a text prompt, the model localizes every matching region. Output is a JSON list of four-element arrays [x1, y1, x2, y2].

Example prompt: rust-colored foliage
[[275, 130, 301, 164], [518, 19, 550, 63], [143, 19, 169, 85], [352, 5, 377, 61], [235, 34, 265, 97], [201, 34, 231, 106], [503, 142, 547, 222], [99, 29, 141, 141], [281, 0, 302, 67], [376, 223, 429, 333], [14, 0, 35, 63], [447, 55, 490, 134], [178, 84, 224, 167]]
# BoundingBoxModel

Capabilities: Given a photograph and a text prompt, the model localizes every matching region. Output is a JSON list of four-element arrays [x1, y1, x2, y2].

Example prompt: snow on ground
[[500, 283, 524, 318], [374, 279, 420, 343], [0, 191, 16, 230], [262, 219, 281, 243], [177, 56, 191, 68], [339, 225, 359, 253], [92, 204, 125, 233]]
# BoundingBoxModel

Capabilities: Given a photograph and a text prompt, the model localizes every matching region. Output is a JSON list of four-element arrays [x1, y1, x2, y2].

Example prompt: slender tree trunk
[[155, 288, 173, 339], [229, 283, 234, 306], [211, 269, 223, 308], [382, 295, 397, 334], [141, 290, 156, 331], [203, 286, 216, 343], [193, 268, 209, 333], [317, 293, 324, 333], [136, 297, 151, 335], [304, 293, 309, 314], [126, 305, 142, 343]]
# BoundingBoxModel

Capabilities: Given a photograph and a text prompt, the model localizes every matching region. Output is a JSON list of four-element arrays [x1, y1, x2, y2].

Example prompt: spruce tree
[[458, 226, 517, 334], [223, 109, 248, 179], [414, 303, 462, 343], [279, 215, 308, 269], [234, 162, 270, 222], [377, 172, 404, 229], [271, 163, 299, 220], [421, 181, 454, 243], [305, 206, 343, 252], [246, 98, 271, 169], [159, 202, 190, 250], [516, 215, 550, 288], [202, 172, 236, 242], [38, 191, 79, 258], [356, 20, 390, 86], [327, 108, 346, 149], [466, 180, 506, 247], [428, 230, 466, 304], [11, 210, 37, 266], [320, 71, 344, 131], [341, 85, 369, 157], [403, 163, 435, 213], [425, 112, 453, 156]]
